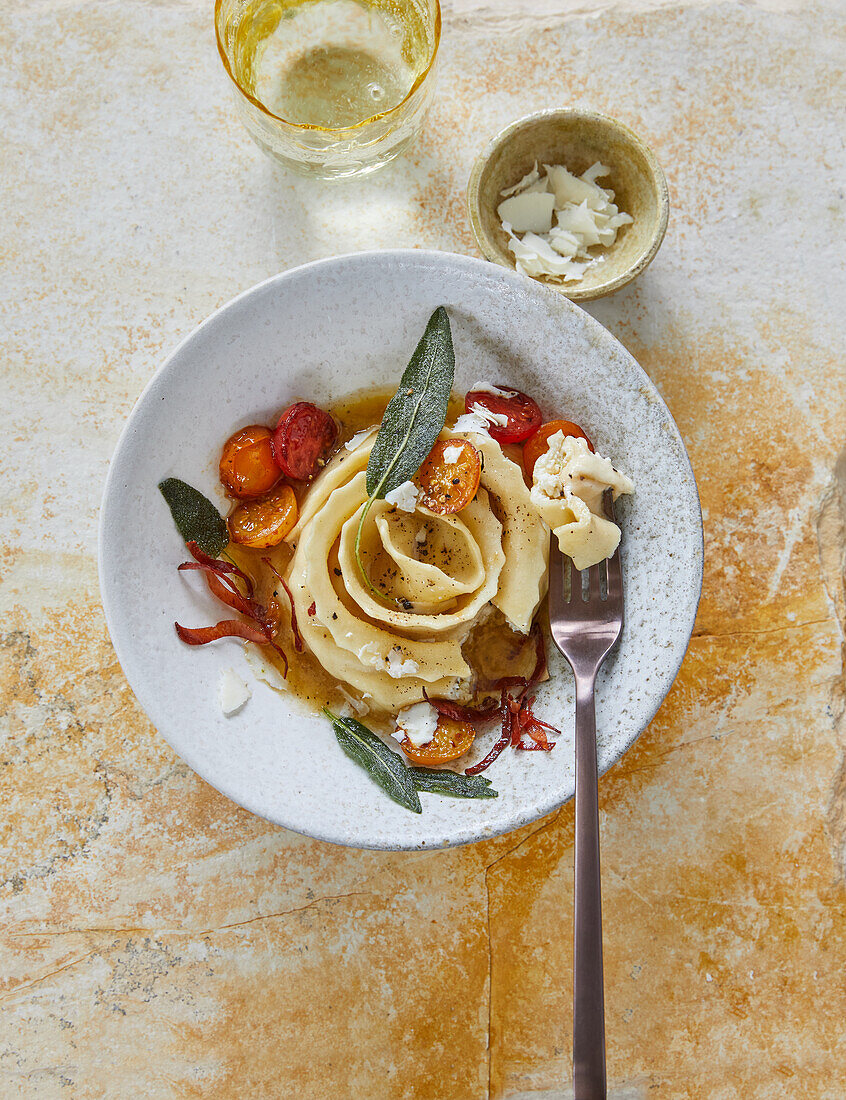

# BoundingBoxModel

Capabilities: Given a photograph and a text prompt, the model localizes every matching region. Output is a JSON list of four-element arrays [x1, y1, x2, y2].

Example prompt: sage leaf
[[409, 768, 499, 800], [159, 477, 229, 557], [356, 307, 455, 595], [323, 708, 422, 814], [365, 306, 455, 498]]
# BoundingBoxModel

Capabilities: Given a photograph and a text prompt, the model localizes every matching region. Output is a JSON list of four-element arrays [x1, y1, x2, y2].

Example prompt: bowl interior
[[469, 112, 668, 301]]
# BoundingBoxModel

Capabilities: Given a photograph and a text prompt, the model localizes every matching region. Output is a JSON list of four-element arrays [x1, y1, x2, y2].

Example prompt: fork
[[548, 490, 624, 1100]]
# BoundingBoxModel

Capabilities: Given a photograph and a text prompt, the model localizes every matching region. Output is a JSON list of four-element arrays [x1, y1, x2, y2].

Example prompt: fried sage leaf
[[356, 307, 455, 593], [408, 768, 499, 799], [159, 477, 229, 557], [365, 306, 456, 498], [323, 709, 422, 814]]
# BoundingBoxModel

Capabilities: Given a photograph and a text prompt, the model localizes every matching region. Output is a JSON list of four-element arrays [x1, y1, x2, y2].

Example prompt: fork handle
[[573, 671, 606, 1100]]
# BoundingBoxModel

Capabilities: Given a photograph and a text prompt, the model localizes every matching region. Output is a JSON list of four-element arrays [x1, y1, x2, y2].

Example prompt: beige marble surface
[[2, 0, 845, 1096]]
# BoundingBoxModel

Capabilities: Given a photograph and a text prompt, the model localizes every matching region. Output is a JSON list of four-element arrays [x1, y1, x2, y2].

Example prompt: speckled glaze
[[467, 109, 670, 301], [99, 250, 702, 850]]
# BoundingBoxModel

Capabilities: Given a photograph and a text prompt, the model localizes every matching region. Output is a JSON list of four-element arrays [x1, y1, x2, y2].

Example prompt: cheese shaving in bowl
[[497, 161, 633, 284]]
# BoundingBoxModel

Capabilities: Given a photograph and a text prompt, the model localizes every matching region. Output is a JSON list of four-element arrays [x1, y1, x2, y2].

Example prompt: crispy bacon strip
[[466, 628, 558, 771], [185, 541, 254, 596], [515, 740, 557, 752], [513, 694, 559, 750], [262, 557, 304, 652], [422, 688, 500, 723], [175, 620, 272, 646], [175, 545, 288, 675], [466, 690, 514, 775], [180, 560, 275, 633]]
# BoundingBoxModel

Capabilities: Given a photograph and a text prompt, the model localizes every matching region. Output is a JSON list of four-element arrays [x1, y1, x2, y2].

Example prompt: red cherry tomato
[[522, 420, 594, 479], [271, 402, 338, 481], [464, 387, 542, 444]]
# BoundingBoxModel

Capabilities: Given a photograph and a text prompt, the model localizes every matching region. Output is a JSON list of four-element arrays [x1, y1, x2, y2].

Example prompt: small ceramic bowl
[[467, 108, 669, 302]]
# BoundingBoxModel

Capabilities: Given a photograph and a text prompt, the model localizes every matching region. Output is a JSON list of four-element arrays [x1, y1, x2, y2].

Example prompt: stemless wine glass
[[215, 0, 441, 179]]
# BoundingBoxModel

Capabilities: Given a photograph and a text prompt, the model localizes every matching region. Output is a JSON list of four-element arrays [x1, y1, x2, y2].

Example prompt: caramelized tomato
[[417, 439, 481, 515], [228, 483, 298, 548], [272, 402, 338, 481], [522, 419, 594, 479], [464, 387, 542, 444], [220, 426, 281, 499], [400, 716, 476, 766]]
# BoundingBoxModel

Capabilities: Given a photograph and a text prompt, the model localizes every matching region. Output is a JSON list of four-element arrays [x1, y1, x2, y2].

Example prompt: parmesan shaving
[[344, 427, 374, 452], [497, 160, 633, 284], [394, 701, 438, 747], [452, 411, 492, 436], [470, 381, 519, 398], [469, 402, 510, 427], [386, 646, 420, 678], [500, 161, 541, 197], [384, 480, 419, 512], [496, 192, 555, 234], [218, 668, 251, 716]]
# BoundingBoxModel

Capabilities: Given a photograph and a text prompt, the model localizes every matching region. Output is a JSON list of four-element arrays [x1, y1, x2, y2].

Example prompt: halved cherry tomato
[[400, 716, 476, 766], [417, 439, 481, 515], [228, 483, 298, 548], [522, 419, 594, 479], [220, 425, 281, 499], [464, 387, 543, 444], [272, 402, 338, 481]]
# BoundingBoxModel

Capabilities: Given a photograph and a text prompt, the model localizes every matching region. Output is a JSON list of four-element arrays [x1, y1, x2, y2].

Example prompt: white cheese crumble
[[357, 641, 383, 666], [218, 668, 251, 716], [442, 444, 463, 465], [415, 526, 428, 544], [338, 686, 369, 715], [344, 427, 374, 452], [497, 161, 633, 284], [470, 381, 518, 398], [384, 480, 419, 512], [392, 701, 438, 747], [386, 646, 420, 678], [452, 411, 491, 436], [244, 648, 289, 692], [469, 402, 510, 427]]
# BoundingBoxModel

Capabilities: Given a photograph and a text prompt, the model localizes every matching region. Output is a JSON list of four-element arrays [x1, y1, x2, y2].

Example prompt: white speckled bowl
[[99, 251, 702, 850]]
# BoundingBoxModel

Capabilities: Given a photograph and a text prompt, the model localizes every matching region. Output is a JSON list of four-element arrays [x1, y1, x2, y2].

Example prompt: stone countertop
[[1, 0, 844, 1096]]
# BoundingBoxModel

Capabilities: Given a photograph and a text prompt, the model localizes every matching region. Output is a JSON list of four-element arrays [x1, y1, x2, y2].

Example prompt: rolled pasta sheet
[[530, 432, 634, 570], [535, 493, 622, 572], [286, 425, 548, 709], [451, 430, 549, 634]]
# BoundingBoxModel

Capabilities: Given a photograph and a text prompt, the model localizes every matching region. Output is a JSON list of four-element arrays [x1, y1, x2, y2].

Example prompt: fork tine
[[606, 546, 622, 603], [548, 533, 568, 605], [602, 486, 615, 523], [603, 489, 623, 605]]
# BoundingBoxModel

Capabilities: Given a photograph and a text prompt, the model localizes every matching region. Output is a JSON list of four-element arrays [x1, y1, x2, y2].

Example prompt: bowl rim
[[466, 108, 670, 302]]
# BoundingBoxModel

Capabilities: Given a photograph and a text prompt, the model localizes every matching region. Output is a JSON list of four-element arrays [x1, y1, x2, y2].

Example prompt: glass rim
[[214, 0, 441, 133]]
